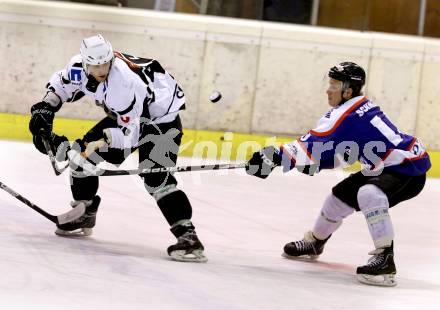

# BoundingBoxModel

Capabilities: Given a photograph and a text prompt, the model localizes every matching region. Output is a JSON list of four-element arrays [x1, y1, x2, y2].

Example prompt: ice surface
[[0, 140, 439, 310]]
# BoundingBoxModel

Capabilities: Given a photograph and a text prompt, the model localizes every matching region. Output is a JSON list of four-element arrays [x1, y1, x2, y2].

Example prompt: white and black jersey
[[45, 52, 186, 149]]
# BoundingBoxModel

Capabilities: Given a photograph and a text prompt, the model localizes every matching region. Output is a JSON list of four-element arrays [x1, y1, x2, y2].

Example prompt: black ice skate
[[167, 221, 207, 263], [283, 231, 330, 260], [55, 196, 101, 237], [356, 242, 397, 287]]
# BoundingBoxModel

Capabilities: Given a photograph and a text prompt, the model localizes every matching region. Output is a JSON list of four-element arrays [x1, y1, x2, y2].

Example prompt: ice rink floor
[[0, 140, 439, 310]]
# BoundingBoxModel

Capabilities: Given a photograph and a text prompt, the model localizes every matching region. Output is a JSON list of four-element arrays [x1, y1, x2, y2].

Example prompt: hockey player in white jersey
[[28, 34, 206, 262], [245, 62, 431, 286]]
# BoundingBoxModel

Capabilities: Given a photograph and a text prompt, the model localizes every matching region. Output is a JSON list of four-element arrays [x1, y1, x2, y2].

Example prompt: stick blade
[[56, 202, 86, 225]]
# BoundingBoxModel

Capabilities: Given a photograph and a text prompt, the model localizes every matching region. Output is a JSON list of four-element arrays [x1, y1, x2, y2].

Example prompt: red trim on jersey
[[310, 97, 366, 137], [381, 149, 393, 161], [375, 148, 427, 169], [297, 139, 315, 162], [279, 145, 297, 166], [406, 137, 417, 151], [114, 51, 140, 69], [370, 149, 392, 170], [403, 152, 428, 162]]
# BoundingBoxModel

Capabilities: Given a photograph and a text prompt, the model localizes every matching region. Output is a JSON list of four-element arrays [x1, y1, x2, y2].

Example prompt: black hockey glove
[[29, 101, 56, 137], [33, 132, 69, 160], [246, 146, 282, 179]]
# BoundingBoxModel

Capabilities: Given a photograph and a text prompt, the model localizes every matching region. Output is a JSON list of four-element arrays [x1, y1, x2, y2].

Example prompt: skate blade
[[282, 252, 319, 261], [169, 250, 208, 263], [55, 228, 93, 237], [357, 273, 397, 287]]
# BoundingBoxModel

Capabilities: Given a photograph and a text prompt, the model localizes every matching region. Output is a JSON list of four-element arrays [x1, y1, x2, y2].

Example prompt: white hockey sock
[[357, 184, 394, 249], [312, 194, 355, 240]]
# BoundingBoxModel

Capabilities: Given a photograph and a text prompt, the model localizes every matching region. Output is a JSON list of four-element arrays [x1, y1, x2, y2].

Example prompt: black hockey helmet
[[328, 62, 365, 95]]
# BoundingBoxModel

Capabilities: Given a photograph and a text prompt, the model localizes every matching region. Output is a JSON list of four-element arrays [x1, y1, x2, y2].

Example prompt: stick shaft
[[0, 181, 56, 222], [42, 138, 69, 176], [0, 181, 86, 225], [74, 162, 247, 177]]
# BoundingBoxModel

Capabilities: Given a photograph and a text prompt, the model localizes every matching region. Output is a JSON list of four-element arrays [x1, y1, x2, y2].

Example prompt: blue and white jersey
[[280, 96, 431, 176], [45, 52, 185, 149]]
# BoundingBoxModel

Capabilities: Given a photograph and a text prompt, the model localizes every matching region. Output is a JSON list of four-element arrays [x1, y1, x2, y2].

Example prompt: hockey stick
[[72, 162, 247, 177], [42, 137, 69, 176], [0, 181, 85, 225]]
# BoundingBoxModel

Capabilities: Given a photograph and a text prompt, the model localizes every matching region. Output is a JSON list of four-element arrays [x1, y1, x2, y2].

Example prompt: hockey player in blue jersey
[[245, 62, 431, 287]]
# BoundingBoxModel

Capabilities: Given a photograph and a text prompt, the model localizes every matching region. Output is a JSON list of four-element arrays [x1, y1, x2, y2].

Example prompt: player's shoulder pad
[[64, 54, 83, 84], [114, 51, 154, 64]]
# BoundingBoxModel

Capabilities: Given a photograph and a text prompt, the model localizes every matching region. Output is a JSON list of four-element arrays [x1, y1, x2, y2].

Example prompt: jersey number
[[370, 116, 403, 146]]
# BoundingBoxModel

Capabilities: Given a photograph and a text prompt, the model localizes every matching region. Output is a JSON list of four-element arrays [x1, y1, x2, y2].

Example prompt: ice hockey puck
[[209, 91, 222, 103]]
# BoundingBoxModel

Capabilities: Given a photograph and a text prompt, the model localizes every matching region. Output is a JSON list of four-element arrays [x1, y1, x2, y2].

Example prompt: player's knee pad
[[357, 184, 389, 212], [154, 185, 193, 226], [70, 174, 99, 201], [357, 184, 394, 248], [313, 194, 354, 240], [321, 194, 355, 222]]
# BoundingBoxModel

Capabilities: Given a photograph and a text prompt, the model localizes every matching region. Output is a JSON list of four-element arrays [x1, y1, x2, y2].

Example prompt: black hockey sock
[[70, 175, 99, 201], [156, 190, 192, 228]]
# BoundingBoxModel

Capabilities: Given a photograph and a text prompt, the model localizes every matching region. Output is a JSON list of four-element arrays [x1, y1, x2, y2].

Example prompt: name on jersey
[[324, 109, 333, 118], [356, 100, 376, 117]]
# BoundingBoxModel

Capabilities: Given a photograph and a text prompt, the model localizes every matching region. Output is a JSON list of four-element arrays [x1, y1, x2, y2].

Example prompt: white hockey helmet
[[80, 34, 114, 67]]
